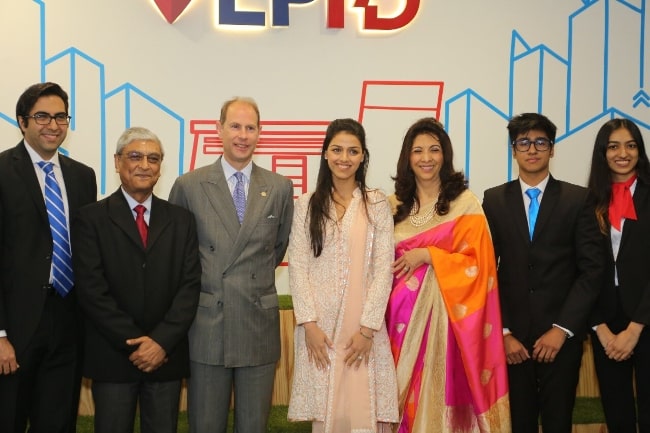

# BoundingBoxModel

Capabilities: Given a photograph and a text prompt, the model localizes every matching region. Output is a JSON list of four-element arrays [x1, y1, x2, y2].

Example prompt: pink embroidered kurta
[[288, 188, 399, 433]]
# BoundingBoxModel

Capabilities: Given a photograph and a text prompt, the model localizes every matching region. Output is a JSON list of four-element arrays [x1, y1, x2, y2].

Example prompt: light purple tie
[[233, 172, 246, 224]]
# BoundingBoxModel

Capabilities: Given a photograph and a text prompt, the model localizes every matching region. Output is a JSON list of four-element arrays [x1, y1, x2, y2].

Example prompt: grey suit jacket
[[169, 158, 294, 367]]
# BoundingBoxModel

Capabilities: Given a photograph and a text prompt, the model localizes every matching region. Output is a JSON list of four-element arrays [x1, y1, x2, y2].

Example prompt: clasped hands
[[303, 322, 373, 371], [595, 322, 642, 362], [126, 336, 167, 373], [504, 327, 567, 365]]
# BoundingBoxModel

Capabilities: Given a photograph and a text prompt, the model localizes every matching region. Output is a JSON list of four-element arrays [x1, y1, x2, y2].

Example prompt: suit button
[[209, 246, 215, 252], [528, 264, 533, 270], [45, 254, 51, 260], [217, 301, 223, 307], [142, 263, 146, 268], [529, 288, 534, 293]]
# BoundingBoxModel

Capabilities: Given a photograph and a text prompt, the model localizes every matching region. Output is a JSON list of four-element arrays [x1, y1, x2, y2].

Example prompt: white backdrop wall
[[1, 0, 648, 293]]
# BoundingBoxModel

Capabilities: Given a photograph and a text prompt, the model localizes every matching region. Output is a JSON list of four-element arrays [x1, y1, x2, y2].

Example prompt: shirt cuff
[[502, 328, 512, 336], [0, 330, 7, 338], [552, 323, 573, 338]]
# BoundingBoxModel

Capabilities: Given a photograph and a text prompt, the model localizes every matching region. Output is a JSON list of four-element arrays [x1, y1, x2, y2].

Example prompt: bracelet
[[359, 328, 373, 340]]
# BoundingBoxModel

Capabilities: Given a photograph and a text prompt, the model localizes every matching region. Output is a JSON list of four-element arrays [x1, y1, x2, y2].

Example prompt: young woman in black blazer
[[588, 118, 650, 433]]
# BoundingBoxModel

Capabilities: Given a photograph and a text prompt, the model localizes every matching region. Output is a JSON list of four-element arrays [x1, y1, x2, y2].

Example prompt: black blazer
[[482, 176, 604, 342], [72, 190, 201, 382], [591, 179, 650, 327], [0, 141, 96, 359]]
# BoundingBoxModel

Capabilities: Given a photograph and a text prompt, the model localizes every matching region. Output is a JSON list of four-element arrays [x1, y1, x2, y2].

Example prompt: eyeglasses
[[513, 137, 553, 152], [118, 151, 163, 164], [23, 112, 71, 125]]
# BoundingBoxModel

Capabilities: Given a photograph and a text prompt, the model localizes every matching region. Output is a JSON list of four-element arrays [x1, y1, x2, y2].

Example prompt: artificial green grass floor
[[76, 399, 606, 432]]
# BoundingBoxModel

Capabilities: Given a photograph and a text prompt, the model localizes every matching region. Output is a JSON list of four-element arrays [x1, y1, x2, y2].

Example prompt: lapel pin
[[261, 191, 267, 197]]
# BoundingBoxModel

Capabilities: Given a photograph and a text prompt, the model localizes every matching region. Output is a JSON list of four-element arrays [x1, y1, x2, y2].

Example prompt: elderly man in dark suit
[[0, 82, 97, 433], [169, 97, 294, 433], [482, 112, 604, 433], [72, 127, 201, 433]]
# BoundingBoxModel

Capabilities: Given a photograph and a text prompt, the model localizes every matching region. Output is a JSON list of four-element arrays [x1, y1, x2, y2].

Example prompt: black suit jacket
[[591, 179, 650, 327], [71, 190, 201, 382], [483, 176, 604, 342], [0, 141, 96, 359]]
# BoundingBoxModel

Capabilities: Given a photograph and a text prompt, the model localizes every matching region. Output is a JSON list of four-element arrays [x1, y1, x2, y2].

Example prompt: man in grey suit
[[169, 97, 294, 433]]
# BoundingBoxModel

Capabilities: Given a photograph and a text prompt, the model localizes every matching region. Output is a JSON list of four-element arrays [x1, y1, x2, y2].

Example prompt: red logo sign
[[153, 0, 193, 24]]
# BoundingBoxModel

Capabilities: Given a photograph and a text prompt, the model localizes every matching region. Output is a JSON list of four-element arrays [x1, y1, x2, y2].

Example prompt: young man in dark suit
[[482, 113, 604, 433], [72, 127, 201, 433], [0, 82, 97, 433], [169, 97, 294, 433]]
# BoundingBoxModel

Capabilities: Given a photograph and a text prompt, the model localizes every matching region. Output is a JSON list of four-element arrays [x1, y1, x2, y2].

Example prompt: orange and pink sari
[[386, 191, 510, 433]]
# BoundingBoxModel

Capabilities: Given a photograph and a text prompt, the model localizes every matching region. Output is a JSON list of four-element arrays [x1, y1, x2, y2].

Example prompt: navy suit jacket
[[0, 141, 96, 359], [72, 190, 201, 382], [591, 179, 650, 327], [483, 176, 604, 342]]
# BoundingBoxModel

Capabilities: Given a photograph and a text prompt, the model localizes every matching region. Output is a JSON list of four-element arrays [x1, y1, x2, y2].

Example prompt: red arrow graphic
[[153, 0, 192, 24]]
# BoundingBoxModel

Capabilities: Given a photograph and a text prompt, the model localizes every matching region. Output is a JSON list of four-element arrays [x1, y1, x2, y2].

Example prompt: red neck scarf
[[609, 174, 638, 231]]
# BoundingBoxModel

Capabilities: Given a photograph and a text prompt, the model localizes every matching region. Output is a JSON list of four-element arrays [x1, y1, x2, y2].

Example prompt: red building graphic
[[188, 81, 444, 198]]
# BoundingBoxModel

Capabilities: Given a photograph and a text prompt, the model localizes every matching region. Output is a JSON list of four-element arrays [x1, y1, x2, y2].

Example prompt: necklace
[[409, 200, 437, 227]]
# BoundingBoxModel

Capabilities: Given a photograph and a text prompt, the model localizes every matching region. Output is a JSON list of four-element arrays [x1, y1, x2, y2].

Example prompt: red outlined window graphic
[[189, 120, 328, 195], [357, 80, 444, 122]]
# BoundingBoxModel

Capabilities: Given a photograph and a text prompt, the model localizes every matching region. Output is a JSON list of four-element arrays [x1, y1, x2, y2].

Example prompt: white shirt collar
[[221, 157, 253, 181], [24, 140, 62, 167], [519, 174, 550, 195], [120, 187, 153, 211]]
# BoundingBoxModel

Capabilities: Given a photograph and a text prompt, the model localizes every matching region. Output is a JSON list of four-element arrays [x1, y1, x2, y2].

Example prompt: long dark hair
[[587, 118, 650, 233], [308, 118, 370, 257], [392, 118, 467, 224]]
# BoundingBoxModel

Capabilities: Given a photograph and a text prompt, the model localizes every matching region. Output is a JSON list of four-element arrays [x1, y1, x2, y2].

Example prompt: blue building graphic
[[0, 0, 648, 193], [446, 0, 649, 183]]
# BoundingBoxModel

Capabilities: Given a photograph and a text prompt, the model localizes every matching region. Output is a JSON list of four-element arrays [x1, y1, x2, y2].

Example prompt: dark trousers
[[91, 379, 182, 433], [187, 361, 276, 433], [507, 336, 583, 433], [592, 308, 650, 433], [0, 293, 79, 433]]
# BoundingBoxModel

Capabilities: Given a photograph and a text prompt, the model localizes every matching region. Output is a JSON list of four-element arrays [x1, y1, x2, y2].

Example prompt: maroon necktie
[[134, 205, 148, 247]]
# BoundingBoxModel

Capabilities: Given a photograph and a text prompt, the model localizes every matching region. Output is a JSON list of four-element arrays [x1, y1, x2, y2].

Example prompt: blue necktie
[[38, 161, 73, 296], [233, 172, 246, 224], [525, 187, 541, 240]]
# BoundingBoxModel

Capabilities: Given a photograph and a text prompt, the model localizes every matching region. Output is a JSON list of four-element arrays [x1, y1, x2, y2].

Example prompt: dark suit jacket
[[591, 179, 650, 327], [169, 159, 294, 367], [0, 141, 96, 359], [482, 176, 604, 343], [71, 190, 201, 382]]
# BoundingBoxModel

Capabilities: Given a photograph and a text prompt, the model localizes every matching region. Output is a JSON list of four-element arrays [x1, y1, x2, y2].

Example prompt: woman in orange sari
[[386, 118, 510, 432]]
